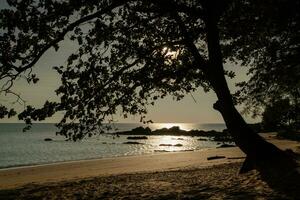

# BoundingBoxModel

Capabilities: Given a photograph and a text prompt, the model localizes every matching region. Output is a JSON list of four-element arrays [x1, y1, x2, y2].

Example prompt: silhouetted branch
[[172, 12, 208, 71]]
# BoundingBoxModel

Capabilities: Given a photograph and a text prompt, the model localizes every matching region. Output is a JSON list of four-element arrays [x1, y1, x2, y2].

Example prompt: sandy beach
[[0, 134, 299, 199]]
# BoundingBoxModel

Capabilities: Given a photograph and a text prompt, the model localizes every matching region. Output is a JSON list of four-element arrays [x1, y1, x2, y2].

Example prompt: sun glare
[[158, 135, 178, 145], [152, 123, 189, 130], [163, 123, 180, 129]]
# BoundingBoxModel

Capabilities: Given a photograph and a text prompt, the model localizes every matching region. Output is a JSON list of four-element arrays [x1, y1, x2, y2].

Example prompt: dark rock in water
[[207, 156, 226, 160], [198, 138, 208, 141], [152, 126, 187, 135], [117, 127, 152, 135], [131, 127, 152, 134], [172, 138, 184, 140], [159, 144, 173, 146], [102, 142, 107, 144], [217, 144, 236, 148], [159, 143, 183, 147], [154, 150, 171, 152], [112, 125, 232, 137], [44, 138, 53, 141], [174, 143, 183, 147], [127, 136, 148, 140], [123, 141, 144, 145], [212, 129, 234, 142]]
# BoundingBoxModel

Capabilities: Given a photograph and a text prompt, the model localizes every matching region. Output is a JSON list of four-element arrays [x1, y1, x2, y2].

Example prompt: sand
[[0, 147, 246, 190], [2, 162, 295, 200], [0, 134, 299, 199]]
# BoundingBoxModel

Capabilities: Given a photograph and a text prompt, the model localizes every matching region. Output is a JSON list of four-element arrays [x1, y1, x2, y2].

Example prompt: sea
[[0, 123, 226, 169]]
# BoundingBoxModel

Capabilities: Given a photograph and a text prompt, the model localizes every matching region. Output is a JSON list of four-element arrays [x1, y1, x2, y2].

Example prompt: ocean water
[[0, 123, 226, 169]]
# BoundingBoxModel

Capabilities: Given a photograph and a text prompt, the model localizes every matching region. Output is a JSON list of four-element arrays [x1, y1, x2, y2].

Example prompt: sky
[[0, 2, 258, 124]]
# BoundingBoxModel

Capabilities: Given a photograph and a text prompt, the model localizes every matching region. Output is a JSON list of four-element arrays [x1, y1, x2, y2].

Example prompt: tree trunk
[[203, 4, 300, 196]]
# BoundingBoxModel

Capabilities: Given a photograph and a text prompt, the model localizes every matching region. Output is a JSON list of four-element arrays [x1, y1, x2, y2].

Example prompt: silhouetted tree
[[262, 99, 292, 131], [221, 0, 300, 119], [0, 0, 299, 195]]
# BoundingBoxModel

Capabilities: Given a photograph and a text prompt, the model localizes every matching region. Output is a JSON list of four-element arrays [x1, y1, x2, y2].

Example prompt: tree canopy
[[221, 0, 300, 117], [0, 0, 299, 141], [262, 98, 292, 131]]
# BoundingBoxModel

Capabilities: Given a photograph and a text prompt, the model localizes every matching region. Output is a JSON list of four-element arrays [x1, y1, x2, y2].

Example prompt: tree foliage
[[0, 0, 299, 141], [262, 98, 292, 131], [0, 0, 213, 140], [220, 0, 300, 117]]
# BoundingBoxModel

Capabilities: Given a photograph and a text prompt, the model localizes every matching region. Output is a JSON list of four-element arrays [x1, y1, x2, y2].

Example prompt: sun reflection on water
[[159, 135, 178, 145], [151, 135, 197, 152], [148, 123, 205, 152]]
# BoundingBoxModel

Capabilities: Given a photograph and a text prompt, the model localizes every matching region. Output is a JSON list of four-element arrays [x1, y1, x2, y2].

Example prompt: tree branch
[[12, 0, 130, 76], [172, 13, 208, 71]]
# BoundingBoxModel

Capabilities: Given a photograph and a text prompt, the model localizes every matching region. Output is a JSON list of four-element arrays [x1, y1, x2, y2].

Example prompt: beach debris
[[127, 136, 148, 140], [227, 157, 246, 160], [123, 141, 144, 145], [217, 144, 236, 148], [207, 156, 226, 160], [44, 138, 53, 141], [154, 149, 193, 153]]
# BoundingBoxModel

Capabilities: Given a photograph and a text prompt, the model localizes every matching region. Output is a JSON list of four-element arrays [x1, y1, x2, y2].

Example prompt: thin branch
[[144, 0, 205, 19], [190, 92, 197, 103], [5, 90, 27, 107], [172, 12, 208, 71], [12, 0, 130, 76]]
